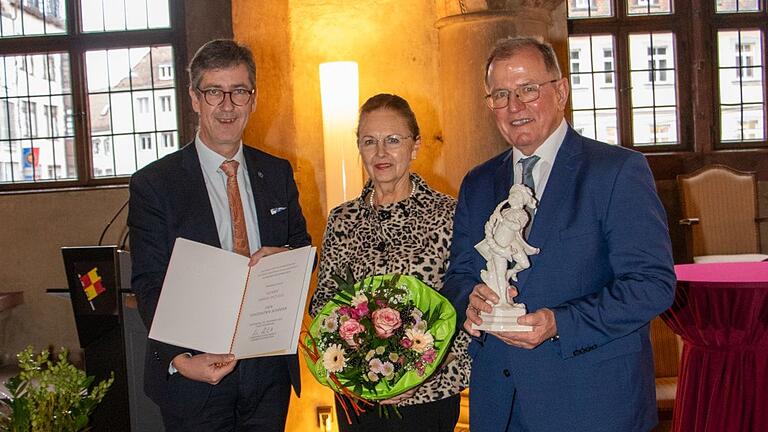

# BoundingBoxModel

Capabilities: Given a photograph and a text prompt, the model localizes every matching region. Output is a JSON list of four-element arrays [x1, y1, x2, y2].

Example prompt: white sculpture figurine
[[474, 184, 540, 332]]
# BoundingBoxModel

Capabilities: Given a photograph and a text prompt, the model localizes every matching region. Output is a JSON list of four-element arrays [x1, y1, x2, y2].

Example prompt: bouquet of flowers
[[302, 272, 456, 419]]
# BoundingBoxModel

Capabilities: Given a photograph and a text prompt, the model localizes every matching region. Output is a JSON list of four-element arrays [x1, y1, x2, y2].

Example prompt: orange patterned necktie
[[220, 160, 250, 257]]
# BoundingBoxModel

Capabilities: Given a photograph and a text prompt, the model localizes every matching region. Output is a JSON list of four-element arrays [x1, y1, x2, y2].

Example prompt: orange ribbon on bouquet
[[299, 329, 373, 424]]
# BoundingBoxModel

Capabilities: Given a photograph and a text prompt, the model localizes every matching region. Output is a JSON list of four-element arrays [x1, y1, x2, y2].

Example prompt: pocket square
[[270, 206, 287, 215]]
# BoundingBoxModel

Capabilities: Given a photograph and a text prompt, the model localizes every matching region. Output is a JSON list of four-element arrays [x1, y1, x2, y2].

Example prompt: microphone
[[119, 229, 130, 251], [98, 199, 129, 246]]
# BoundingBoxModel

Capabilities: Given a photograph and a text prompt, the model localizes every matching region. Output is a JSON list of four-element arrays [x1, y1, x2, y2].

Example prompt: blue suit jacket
[[442, 129, 675, 431], [127, 142, 311, 411]]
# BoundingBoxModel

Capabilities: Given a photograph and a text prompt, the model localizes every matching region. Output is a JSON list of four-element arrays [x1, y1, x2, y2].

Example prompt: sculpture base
[[475, 303, 533, 332]]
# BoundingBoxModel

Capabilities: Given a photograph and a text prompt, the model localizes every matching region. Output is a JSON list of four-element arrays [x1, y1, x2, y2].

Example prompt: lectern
[[61, 246, 163, 432]]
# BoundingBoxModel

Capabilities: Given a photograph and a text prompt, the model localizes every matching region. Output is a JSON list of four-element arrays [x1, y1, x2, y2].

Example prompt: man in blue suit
[[442, 37, 675, 431], [128, 40, 310, 431]]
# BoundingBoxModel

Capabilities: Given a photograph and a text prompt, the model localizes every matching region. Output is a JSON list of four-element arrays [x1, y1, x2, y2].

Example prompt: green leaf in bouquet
[[345, 266, 356, 284], [330, 274, 347, 288], [331, 266, 356, 287], [422, 302, 443, 327]]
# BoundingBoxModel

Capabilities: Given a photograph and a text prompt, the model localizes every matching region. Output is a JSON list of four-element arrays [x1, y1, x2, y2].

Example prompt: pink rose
[[371, 308, 402, 338], [355, 302, 370, 318], [421, 348, 437, 364], [338, 319, 365, 347], [400, 337, 413, 348], [339, 305, 361, 320]]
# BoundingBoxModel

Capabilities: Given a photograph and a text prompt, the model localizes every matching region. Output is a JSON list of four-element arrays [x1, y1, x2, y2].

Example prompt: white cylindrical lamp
[[319, 61, 363, 213]]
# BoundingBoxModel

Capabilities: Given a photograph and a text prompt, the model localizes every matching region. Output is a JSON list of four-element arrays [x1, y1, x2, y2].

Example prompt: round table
[[662, 261, 768, 432]]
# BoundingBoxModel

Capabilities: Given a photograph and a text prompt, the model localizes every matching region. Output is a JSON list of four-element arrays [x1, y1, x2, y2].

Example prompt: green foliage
[[0, 347, 113, 432]]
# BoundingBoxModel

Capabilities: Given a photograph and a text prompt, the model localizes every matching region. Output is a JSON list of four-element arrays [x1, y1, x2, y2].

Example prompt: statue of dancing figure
[[475, 184, 540, 305]]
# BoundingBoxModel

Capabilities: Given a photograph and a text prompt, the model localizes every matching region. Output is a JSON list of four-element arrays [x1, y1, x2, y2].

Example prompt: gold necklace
[[369, 179, 416, 209]]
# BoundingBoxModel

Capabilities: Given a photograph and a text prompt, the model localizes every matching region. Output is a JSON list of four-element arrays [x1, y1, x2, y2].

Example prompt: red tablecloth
[[662, 262, 768, 432]]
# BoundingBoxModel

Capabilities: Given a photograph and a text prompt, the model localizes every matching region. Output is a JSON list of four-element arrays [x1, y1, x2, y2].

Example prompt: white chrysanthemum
[[369, 358, 384, 374], [375, 346, 386, 355], [367, 371, 379, 382], [350, 292, 368, 307], [321, 314, 338, 332], [405, 328, 434, 353], [381, 361, 395, 379], [411, 309, 423, 322], [365, 350, 376, 361], [388, 352, 399, 362], [322, 344, 347, 373], [414, 319, 428, 332]]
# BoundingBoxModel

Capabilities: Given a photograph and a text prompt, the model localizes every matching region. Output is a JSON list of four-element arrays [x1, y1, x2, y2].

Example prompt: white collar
[[512, 118, 568, 166], [195, 134, 246, 176]]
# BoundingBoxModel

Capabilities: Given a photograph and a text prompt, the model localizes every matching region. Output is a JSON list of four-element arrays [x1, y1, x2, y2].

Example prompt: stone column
[[435, 0, 566, 193]]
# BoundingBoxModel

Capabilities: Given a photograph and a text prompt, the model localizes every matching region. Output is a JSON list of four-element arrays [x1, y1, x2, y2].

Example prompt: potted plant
[[0, 346, 113, 432]]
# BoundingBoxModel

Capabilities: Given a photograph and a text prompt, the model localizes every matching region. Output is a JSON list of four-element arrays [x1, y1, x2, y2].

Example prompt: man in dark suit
[[128, 39, 311, 431], [442, 37, 676, 431]]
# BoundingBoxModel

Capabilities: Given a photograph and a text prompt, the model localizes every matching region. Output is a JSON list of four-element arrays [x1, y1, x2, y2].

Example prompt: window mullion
[[615, 27, 633, 149], [672, 2, 693, 152], [70, 46, 91, 185], [615, 0, 627, 19], [68, 0, 81, 36]]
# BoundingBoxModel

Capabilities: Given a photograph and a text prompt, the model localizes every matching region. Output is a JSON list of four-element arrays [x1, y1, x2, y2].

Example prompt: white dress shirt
[[512, 118, 568, 200], [195, 135, 262, 254], [170, 137, 264, 374]]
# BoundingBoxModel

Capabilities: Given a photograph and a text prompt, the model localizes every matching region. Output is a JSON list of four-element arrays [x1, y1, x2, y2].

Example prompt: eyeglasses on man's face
[[196, 87, 255, 107], [485, 79, 560, 109], [357, 134, 413, 153]]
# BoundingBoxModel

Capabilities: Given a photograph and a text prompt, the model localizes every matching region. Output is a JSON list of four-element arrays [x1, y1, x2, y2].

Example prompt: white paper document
[[149, 237, 316, 359]]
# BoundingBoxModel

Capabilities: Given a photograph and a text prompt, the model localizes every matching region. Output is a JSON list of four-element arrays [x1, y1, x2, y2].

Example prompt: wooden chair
[[677, 164, 768, 263], [650, 317, 681, 426]]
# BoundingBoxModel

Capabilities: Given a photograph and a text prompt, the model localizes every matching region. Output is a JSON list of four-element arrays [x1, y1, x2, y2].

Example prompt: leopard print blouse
[[309, 173, 471, 407]]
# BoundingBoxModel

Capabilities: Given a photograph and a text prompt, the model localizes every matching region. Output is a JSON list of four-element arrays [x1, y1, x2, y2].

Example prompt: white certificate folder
[[149, 238, 316, 359]]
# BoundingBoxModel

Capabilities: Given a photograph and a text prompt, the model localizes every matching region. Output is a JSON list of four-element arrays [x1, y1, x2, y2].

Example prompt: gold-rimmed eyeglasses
[[196, 87, 255, 107], [485, 79, 560, 109], [357, 134, 413, 153]]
